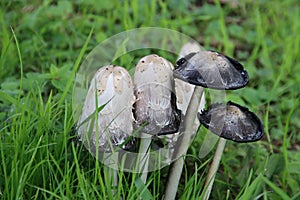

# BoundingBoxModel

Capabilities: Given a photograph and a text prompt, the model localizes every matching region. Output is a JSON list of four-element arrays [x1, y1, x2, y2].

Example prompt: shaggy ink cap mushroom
[[197, 101, 264, 143], [77, 65, 135, 152], [174, 51, 249, 90], [133, 54, 182, 136]]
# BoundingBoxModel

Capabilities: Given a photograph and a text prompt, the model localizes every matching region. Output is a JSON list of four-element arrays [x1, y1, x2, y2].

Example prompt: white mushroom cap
[[133, 54, 181, 135], [134, 54, 174, 89], [78, 65, 135, 151]]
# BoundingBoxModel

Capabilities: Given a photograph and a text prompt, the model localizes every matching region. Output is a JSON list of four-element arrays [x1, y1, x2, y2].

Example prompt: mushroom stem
[[164, 86, 204, 200], [112, 169, 118, 195], [139, 133, 151, 183], [202, 138, 226, 200]]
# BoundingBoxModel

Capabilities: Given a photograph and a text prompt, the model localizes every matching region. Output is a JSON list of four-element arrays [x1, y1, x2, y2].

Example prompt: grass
[[1, 0, 300, 199]]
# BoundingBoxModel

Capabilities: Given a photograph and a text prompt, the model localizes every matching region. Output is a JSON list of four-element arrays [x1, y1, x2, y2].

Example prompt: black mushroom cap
[[197, 101, 264, 143], [174, 51, 249, 90]]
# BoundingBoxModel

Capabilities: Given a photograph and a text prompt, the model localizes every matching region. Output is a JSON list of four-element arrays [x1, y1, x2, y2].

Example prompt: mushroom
[[198, 101, 264, 143], [77, 65, 135, 152], [133, 54, 183, 183], [174, 50, 249, 90], [197, 101, 264, 199], [133, 54, 181, 136]]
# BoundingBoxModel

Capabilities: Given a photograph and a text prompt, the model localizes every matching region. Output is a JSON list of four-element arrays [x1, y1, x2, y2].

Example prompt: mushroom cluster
[[77, 46, 264, 154], [76, 42, 265, 200], [77, 42, 265, 200]]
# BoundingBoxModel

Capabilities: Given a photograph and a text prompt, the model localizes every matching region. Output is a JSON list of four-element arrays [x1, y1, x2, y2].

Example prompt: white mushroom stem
[[108, 167, 119, 196], [139, 133, 151, 183], [202, 138, 226, 200], [164, 86, 204, 200]]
